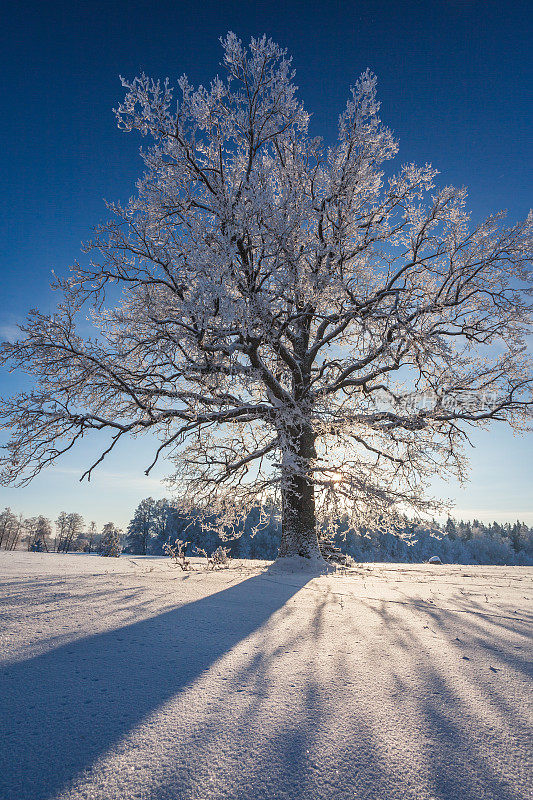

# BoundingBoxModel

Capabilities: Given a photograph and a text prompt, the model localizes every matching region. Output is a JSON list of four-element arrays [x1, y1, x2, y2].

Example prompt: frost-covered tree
[[99, 523, 122, 557], [0, 508, 17, 550], [124, 497, 156, 554], [86, 520, 98, 552], [6, 513, 24, 551], [55, 512, 68, 552], [124, 497, 172, 554], [152, 498, 173, 552], [510, 520, 529, 553], [0, 34, 532, 562], [55, 512, 84, 552], [25, 515, 52, 552], [444, 517, 457, 539]]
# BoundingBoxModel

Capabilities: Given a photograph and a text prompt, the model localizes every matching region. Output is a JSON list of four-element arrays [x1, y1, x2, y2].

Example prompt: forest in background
[[1, 497, 532, 566]]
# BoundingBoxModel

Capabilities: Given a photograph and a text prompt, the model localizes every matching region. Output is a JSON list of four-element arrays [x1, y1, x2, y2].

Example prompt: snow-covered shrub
[[163, 538, 190, 570], [211, 546, 231, 568], [194, 545, 231, 569]]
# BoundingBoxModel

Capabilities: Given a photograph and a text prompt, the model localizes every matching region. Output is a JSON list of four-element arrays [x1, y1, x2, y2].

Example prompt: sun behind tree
[[0, 33, 531, 564]]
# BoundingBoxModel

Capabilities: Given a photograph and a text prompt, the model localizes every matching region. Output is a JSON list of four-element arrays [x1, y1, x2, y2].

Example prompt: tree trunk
[[278, 428, 321, 559]]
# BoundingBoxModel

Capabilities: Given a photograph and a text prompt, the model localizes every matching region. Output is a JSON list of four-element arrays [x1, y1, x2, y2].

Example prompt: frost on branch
[[0, 33, 532, 561]]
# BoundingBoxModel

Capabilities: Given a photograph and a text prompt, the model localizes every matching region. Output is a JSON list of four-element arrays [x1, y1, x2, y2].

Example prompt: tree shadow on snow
[[0, 572, 309, 800], [125, 585, 531, 800]]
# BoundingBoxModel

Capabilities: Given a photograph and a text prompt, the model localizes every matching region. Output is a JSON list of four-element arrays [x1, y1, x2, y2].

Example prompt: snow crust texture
[[0, 552, 531, 800]]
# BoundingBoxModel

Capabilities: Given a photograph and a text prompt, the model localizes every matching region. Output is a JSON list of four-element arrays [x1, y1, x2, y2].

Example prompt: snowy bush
[[211, 546, 231, 568], [163, 538, 190, 570], [194, 545, 231, 569]]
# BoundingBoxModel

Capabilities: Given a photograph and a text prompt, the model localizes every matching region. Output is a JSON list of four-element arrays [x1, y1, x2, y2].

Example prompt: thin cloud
[[50, 467, 166, 492]]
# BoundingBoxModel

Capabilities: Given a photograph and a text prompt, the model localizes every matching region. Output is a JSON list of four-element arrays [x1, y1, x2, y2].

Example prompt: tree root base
[[268, 555, 336, 574]]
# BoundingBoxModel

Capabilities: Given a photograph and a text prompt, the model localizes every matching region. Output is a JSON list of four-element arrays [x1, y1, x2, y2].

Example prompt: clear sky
[[1, 0, 532, 529]]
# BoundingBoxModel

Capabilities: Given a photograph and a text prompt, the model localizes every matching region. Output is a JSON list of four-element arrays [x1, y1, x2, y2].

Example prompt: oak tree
[[1, 34, 531, 562]]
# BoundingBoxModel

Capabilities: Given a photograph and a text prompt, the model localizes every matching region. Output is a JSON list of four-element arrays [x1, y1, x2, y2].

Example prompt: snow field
[[0, 552, 531, 800]]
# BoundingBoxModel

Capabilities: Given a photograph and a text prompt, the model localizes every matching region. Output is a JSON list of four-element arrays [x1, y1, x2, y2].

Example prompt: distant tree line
[[122, 498, 533, 566], [0, 509, 121, 555], [2, 499, 532, 565]]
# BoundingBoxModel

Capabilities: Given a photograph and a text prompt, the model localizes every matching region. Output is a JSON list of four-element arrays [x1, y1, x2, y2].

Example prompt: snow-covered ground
[[0, 552, 531, 800]]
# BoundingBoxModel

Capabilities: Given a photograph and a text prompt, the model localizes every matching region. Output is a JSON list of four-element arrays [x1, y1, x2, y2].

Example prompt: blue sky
[[1, 0, 532, 528]]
